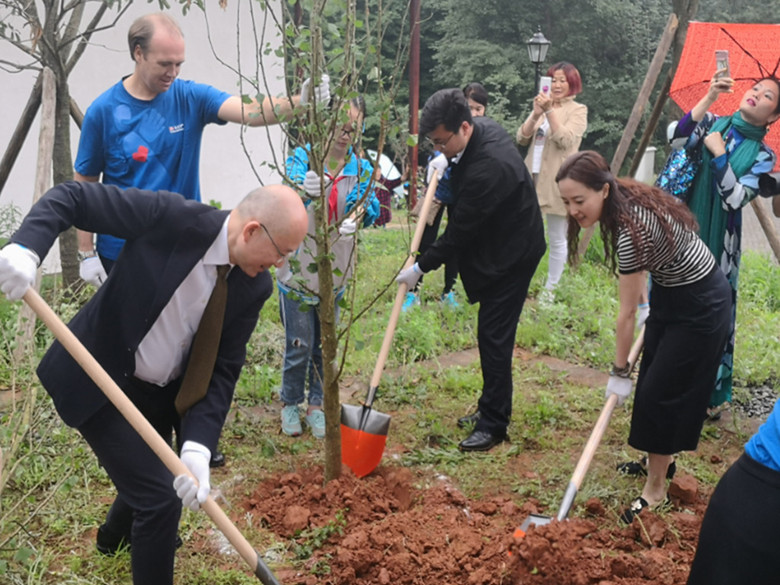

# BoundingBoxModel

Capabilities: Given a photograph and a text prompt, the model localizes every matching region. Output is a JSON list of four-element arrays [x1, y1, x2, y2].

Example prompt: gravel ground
[[733, 385, 779, 419]]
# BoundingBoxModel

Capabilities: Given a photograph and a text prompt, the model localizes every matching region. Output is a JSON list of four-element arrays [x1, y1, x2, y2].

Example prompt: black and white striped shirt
[[617, 205, 715, 287]]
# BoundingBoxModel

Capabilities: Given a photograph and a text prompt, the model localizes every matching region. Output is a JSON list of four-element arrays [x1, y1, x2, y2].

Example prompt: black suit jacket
[[417, 117, 546, 303], [11, 181, 272, 452]]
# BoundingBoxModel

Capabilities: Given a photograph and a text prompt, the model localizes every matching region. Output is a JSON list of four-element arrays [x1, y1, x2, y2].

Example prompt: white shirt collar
[[202, 216, 232, 267]]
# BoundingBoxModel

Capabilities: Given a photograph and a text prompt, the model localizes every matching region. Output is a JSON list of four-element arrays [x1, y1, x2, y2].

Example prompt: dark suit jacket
[[417, 117, 546, 303], [11, 181, 272, 452]]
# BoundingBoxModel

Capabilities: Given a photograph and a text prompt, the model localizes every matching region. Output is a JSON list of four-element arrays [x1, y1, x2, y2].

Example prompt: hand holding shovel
[[22, 289, 281, 585], [341, 172, 441, 477], [515, 326, 646, 537]]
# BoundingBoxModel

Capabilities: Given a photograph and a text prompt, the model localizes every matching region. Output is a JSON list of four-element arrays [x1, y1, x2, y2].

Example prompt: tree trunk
[[314, 200, 343, 482], [53, 75, 79, 289]]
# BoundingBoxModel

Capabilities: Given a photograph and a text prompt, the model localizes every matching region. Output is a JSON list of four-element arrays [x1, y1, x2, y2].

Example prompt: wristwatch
[[77, 249, 98, 262], [610, 362, 632, 378]]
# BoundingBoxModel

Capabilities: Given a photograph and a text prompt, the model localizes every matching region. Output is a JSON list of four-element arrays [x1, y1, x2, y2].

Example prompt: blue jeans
[[279, 291, 341, 407]]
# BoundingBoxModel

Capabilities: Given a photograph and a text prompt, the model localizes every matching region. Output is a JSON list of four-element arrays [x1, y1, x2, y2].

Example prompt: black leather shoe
[[209, 450, 226, 468], [458, 430, 505, 452], [619, 495, 672, 524], [96, 525, 130, 556], [457, 411, 481, 429]]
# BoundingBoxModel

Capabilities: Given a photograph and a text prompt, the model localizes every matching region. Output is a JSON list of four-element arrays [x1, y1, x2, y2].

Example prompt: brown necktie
[[175, 264, 230, 416]]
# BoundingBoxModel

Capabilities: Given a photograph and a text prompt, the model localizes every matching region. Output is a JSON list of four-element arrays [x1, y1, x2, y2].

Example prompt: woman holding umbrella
[[556, 150, 731, 523], [657, 73, 780, 418]]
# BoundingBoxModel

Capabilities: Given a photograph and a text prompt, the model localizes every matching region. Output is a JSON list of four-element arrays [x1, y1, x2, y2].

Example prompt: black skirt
[[628, 266, 731, 454], [687, 453, 780, 585]]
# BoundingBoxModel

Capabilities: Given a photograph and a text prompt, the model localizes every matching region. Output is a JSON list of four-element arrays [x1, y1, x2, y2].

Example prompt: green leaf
[[13, 547, 34, 564]]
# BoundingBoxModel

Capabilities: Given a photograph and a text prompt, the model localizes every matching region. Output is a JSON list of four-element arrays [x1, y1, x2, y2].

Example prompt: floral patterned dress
[[672, 111, 776, 407]]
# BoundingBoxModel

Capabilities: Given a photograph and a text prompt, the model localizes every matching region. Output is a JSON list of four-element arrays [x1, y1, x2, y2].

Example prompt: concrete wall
[[0, 2, 287, 272]]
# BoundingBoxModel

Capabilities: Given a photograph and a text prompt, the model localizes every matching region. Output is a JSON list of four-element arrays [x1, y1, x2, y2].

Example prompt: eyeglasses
[[426, 132, 456, 149], [339, 126, 356, 138], [260, 223, 287, 261]]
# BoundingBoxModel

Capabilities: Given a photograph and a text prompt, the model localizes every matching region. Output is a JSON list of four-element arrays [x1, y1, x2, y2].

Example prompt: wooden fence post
[[14, 67, 56, 361]]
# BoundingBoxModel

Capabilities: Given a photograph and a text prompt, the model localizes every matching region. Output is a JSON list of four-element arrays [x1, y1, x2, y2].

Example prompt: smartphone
[[539, 75, 552, 97], [715, 50, 730, 79]]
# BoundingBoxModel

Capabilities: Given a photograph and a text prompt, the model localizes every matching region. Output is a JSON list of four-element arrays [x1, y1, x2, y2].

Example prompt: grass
[[1, 211, 779, 582]]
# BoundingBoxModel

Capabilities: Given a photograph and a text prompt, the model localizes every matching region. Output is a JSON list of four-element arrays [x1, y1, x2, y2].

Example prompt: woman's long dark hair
[[556, 151, 699, 274]]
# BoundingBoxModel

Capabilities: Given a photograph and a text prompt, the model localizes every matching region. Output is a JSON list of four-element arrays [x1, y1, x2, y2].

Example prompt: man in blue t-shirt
[[75, 11, 329, 281], [72, 11, 328, 553]]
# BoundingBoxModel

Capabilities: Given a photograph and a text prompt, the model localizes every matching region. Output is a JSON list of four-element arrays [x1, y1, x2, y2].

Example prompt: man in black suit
[[397, 88, 545, 452], [0, 181, 307, 585]]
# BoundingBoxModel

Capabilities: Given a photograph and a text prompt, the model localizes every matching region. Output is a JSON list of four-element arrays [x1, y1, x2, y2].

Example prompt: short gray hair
[[127, 12, 183, 60]]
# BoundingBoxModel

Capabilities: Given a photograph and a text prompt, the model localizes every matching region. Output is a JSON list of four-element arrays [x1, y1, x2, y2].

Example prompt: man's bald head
[[127, 12, 183, 60], [228, 185, 308, 276]]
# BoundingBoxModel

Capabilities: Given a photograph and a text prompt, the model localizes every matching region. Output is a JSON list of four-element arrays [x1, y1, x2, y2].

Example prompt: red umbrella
[[670, 22, 780, 171]]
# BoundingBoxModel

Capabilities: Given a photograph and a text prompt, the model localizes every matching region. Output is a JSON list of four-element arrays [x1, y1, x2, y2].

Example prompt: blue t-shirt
[[75, 78, 231, 260], [745, 398, 780, 472]]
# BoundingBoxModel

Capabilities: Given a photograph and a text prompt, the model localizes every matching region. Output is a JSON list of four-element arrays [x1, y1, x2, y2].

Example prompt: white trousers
[[545, 213, 568, 290]]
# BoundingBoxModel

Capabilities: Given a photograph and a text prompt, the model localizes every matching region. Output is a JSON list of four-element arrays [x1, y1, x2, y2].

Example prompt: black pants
[[473, 261, 538, 437], [416, 203, 459, 295], [79, 378, 182, 585], [629, 267, 731, 454], [687, 453, 780, 585]]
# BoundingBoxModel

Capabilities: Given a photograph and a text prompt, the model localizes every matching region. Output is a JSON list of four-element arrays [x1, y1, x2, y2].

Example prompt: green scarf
[[688, 111, 767, 262]]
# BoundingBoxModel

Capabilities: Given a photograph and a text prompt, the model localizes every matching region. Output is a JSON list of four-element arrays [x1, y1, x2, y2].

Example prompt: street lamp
[[526, 26, 551, 94]]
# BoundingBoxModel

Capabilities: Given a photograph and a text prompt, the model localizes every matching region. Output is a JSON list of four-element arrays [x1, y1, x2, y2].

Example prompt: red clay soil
[[242, 464, 708, 585]]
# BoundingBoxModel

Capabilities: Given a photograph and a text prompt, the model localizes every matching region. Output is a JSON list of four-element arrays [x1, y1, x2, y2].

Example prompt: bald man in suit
[[0, 181, 307, 585]]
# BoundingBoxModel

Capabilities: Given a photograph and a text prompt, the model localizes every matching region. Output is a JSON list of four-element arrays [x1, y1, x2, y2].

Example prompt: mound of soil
[[242, 464, 707, 585]]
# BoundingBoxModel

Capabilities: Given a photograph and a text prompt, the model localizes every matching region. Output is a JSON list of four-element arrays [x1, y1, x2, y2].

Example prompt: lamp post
[[526, 26, 551, 94]]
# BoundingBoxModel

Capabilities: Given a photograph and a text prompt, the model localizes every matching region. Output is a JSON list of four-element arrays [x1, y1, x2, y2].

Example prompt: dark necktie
[[175, 264, 230, 416]]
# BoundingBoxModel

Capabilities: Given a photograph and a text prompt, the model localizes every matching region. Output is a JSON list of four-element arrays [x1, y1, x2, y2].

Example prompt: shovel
[[22, 289, 281, 585], [341, 172, 440, 478], [514, 326, 646, 538]]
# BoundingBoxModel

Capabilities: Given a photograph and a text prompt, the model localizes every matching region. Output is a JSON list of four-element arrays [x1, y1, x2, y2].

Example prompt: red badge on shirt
[[132, 145, 149, 162]]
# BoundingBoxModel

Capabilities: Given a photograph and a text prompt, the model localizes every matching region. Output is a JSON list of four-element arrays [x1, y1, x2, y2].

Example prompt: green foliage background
[[366, 0, 780, 172]]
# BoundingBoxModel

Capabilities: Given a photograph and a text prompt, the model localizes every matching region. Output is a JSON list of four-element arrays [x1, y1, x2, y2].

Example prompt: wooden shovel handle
[[365, 173, 439, 406], [567, 326, 645, 491], [23, 289, 280, 585]]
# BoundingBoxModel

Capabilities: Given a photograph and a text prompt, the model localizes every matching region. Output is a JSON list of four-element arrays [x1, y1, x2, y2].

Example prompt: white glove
[[426, 153, 448, 184], [606, 374, 633, 406], [339, 218, 357, 236], [0, 243, 39, 301], [79, 256, 107, 288], [300, 74, 331, 106], [174, 441, 211, 512], [636, 303, 650, 330], [395, 262, 423, 289], [302, 170, 331, 198]]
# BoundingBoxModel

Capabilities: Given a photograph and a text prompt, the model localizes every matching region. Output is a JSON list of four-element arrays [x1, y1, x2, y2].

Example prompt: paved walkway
[[742, 198, 780, 265]]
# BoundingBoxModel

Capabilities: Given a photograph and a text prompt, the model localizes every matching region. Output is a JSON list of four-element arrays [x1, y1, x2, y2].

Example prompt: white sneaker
[[538, 289, 554, 305]]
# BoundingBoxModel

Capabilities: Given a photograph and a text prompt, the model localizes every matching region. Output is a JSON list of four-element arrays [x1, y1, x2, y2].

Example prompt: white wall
[[0, 2, 287, 272]]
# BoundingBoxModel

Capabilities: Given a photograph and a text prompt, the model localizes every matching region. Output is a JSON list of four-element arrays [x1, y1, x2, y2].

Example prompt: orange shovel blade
[[341, 423, 388, 478]]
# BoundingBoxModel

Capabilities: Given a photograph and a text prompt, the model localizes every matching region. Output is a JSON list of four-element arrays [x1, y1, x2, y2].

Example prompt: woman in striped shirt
[[556, 151, 732, 523]]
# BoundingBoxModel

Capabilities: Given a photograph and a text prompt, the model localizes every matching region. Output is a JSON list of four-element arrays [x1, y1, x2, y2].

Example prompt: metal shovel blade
[[513, 514, 554, 539], [341, 403, 391, 478]]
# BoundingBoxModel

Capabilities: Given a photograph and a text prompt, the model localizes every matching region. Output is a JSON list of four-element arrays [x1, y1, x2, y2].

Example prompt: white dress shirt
[[134, 217, 232, 386]]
